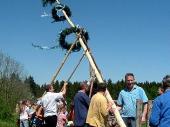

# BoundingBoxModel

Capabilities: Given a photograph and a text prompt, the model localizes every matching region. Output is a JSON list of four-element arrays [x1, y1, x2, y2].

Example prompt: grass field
[[0, 119, 148, 127], [0, 120, 17, 127]]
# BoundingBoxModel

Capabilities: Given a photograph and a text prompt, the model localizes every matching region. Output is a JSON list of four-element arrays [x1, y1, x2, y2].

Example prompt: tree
[[24, 76, 41, 98], [0, 51, 32, 118]]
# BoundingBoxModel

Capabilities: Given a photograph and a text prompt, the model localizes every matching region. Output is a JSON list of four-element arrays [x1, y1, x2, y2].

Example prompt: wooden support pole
[[59, 4, 126, 127], [50, 42, 76, 84], [67, 53, 85, 82], [136, 99, 143, 127], [147, 100, 153, 127]]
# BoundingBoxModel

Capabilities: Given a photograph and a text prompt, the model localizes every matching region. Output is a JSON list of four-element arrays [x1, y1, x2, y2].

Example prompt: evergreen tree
[[24, 76, 41, 98]]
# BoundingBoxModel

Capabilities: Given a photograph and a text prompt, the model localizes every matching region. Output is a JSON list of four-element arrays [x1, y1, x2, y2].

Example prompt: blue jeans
[[122, 117, 136, 127], [20, 119, 29, 127]]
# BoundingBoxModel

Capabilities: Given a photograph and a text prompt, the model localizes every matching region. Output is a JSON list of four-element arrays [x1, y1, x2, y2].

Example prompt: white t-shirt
[[20, 106, 29, 120], [41, 92, 63, 117]]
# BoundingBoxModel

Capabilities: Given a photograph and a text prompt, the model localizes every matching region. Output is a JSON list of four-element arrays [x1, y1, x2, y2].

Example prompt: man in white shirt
[[40, 82, 67, 127]]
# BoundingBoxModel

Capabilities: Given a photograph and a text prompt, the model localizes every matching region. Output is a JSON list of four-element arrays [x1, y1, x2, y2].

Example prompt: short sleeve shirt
[[20, 106, 29, 120], [41, 92, 63, 117], [73, 91, 90, 126], [117, 85, 148, 117], [86, 92, 108, 127]]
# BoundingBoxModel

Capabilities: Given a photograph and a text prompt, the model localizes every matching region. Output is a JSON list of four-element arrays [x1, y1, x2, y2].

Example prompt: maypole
[[41, 0, 126, 126]]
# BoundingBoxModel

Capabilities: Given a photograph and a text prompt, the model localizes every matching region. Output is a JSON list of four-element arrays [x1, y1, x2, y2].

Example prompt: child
[[57, 102, 67, 127], [158, 86, 164, 95], [19, 100, 30, 127]]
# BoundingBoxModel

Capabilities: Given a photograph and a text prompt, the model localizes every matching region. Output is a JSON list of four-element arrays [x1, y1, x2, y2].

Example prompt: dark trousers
[[44, 115, 57, 127], [75, 124, 91, 127], [122, 117, 136, 127]]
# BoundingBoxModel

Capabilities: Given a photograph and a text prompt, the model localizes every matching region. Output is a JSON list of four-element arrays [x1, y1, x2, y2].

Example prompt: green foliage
[[141, 81, 161, 100], [0, 98, 12, 120], [0, 51, 32, 122], [0, 120, 17, 127], [25, 76, 42, 98], [41, 0, 56, 7], [107, 79, 125, 99], [59, 27, 89, 52], [0, 51, 164, 125]]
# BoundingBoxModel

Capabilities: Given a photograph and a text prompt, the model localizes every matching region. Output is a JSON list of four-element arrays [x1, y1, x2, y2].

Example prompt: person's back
[[86, 92, 108, 127], [42, 92, 63, 117], [155, 91, 170, 126], [40, 83, 67, 127], [86, 82, 110, 127], [73, 81, 90, 127], [149, 75, 170, 127], [74, 92, 89, 125]]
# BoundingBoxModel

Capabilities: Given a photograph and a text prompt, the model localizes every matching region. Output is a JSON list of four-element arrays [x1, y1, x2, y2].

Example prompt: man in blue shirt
[[149, 75, 170, 127], [117, 73, 148, 127], [73, 81, 90, 127]]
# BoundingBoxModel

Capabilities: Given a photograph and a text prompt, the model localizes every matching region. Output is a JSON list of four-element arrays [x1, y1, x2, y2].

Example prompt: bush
[[0, 119, 17, 127], [0, 98, 12, 121]]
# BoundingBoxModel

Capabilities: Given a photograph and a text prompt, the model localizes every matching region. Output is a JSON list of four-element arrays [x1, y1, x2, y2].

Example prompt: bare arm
[[116, 105, 122, 111], [141, 103, 148, 122], [61, 82, 68, 95], [36, 105, 43, 119]]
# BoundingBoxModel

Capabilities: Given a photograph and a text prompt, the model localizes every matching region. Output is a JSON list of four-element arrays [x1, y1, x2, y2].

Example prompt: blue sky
[[0, 0, 170, 85]]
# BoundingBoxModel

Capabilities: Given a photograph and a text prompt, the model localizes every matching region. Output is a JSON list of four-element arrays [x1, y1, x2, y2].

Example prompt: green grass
[[141, 123, 148, 127], [0, 113, 18, 127], [0, 120, 17, 127]]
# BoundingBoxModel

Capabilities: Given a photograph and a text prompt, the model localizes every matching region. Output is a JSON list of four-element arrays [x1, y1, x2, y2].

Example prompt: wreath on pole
[[59, 27, 89, 52], [42, 0, 56, 7], [52, 4, 71, 22]]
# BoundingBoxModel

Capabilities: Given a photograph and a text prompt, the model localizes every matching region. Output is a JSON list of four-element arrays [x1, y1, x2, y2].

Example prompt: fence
[[136, 100, 153, 127], [110, 100, 153, 127]]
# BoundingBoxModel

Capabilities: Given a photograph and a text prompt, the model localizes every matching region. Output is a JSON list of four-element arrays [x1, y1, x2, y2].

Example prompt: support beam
[[55, 3, 127, 127]]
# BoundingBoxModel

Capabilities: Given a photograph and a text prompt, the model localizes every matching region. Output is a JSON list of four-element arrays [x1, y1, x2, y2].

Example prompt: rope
[[50, 30, 83, 84], [57, 3, 126, 127], [60, 49, 87, 92], [66, 53, 85, 82], [67, 48, 88, 82], [50, 38, 78, 84]]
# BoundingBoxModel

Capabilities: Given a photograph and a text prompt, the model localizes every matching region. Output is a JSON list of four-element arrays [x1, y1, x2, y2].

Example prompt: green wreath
[[59, 27, 89, 52], [52, 5, 71, 22], [42, 0, 56, 7]]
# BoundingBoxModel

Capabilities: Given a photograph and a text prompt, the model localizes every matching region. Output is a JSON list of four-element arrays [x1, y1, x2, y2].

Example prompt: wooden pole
[[147, 100, 153, 127], [50, 42, 76, 84], [89, 62, 95, 98], [136, 99, 143, 127], [58, 3, 126, 127], [67, 53, 85, 82]]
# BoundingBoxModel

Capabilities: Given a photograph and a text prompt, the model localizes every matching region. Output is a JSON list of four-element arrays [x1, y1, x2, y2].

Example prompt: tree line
[[0, 51, 161, 121]]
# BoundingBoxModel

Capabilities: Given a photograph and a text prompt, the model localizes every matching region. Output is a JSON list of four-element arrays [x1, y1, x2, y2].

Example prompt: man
[[40, 82, 67, 127], [149, 75, 170, 127], [73, 81, 90, 127], [117, 73, 148, 127], [86, 82, 112, 127]]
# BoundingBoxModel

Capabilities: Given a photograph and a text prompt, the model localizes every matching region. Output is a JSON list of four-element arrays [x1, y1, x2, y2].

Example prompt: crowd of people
[[16, 73, 170, 127]]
